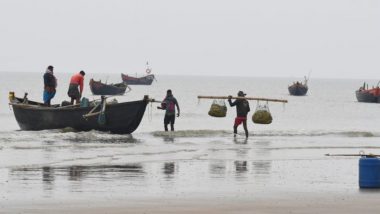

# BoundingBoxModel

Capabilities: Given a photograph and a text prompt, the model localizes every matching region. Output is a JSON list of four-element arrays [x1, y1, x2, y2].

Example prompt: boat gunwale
[[9, 98, 148, 111]]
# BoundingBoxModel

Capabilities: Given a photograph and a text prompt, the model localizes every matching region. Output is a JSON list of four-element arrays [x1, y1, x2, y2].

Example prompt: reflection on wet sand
[[234, 161, 248, 181], [233, 138, 248, 145], [42, 166, 54, 183], [252, 161, 271, 175], [11, 164, 146, 185], [209, 161, 226, 178], [163, 136, 175, 143], [66, 164, 146, 181], [63, 134, 141, 144], [163, 162, 175, 176], [252, 140, 272, 177], [235, 161, 248, 173]]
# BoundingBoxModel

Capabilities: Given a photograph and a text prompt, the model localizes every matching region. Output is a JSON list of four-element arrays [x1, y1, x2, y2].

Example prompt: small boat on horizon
[[121, 62, 156, 85], [121, 73, 155, 85], [89, 78, 130, 96], [288, 76, 309, 96], [8, 92, 150, 134], [355, 82, 380, 103]]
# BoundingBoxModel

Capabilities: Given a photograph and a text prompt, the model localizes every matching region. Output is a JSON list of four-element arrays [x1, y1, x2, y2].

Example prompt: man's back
[[229, 99, 250, 117], [164, 96, 178, 116]]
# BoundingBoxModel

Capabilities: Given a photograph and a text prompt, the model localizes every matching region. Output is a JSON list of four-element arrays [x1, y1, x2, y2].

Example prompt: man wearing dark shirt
[[158, 89, 180, 131], [43, 65, 57, 106], [228, 91, 250, 138]]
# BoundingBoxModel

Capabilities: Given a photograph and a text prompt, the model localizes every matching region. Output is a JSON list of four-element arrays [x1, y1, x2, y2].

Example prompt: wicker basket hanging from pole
[[208, 100, 227, 117], [252, 101, 272, 124]]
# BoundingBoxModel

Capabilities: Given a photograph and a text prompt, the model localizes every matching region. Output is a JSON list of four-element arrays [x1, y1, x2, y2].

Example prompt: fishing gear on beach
[[208, 99, 227, 117], [252, 101, 272, 124]]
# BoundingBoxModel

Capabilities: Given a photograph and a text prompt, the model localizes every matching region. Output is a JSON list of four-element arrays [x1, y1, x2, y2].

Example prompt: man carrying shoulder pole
[[228, 91, 250, 138]]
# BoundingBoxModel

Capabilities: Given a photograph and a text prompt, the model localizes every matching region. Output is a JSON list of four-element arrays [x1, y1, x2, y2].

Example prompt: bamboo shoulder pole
[[197, 95, 288, 103]]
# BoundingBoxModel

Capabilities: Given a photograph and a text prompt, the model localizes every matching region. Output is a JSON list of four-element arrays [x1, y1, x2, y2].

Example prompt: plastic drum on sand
[[359, 156, 380, 188]]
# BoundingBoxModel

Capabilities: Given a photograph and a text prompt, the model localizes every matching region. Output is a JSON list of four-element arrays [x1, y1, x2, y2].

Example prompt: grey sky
[[0, 0, 379, 78]]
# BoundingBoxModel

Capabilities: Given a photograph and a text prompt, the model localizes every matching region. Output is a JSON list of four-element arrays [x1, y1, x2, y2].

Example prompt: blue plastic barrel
[[359, 156, 380, 188]]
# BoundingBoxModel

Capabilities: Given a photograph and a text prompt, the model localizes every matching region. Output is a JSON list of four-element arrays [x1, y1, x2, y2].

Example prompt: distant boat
[[89, 78, 129, 96], [288, 77, 309, 96], [355, 82, 380, 103], [9, 92, 150, 134], [121, 73, 155, 85], [121, 62, 156, 85]]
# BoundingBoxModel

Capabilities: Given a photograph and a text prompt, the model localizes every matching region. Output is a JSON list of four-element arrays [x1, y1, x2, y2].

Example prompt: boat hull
[[11, 99, 148, 134], [90, 79, 127, 95], [288, 85, 308, 96], [356, 90, 380, 103], [121, 74, 154, 85]]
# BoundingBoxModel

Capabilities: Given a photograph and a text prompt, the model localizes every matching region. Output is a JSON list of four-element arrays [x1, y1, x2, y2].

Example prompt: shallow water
[[0, 72, 379, 206]]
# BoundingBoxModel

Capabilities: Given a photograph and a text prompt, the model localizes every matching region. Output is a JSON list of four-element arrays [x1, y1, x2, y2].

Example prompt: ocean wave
[[151, 130, 380, 138], [0, 130, 378, 146], [253, 131, 378, 138], [0, 130, 141, 144], [151, 130, 231, 138]]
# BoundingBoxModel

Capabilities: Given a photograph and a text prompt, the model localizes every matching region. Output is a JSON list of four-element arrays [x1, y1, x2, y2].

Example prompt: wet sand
[[3, 192, 380, 214], [1, 131, 380, 213]]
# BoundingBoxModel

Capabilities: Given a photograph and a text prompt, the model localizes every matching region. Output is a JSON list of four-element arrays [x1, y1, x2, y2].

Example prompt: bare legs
[[70, 97, 80, 105], [164, 123, 174, 132], [233, 120, 249, 138]]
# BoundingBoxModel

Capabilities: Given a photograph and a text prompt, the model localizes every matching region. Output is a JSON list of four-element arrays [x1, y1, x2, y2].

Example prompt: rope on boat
[[148, 101, 153, 122], [83, 96, 108, 124], [124, 85, 132, 95], [97, 96, 107, 126]]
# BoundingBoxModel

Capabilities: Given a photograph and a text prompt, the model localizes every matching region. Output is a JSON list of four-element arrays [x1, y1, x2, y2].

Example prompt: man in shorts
[[228, 91, 250, 138], [158, 89, 180, 131], [67, 70, 85, 104]]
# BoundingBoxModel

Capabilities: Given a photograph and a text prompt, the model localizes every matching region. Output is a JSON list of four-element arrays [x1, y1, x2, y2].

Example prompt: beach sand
[[3, 191, 380, 214]]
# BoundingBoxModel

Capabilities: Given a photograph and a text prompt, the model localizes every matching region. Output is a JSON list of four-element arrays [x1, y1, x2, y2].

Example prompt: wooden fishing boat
[[9, 93, 150, 134], [288, 82, 308, 96], [355, 82, 380, 103], [89, 79, 129, 95], [121, 73, 155, 85]]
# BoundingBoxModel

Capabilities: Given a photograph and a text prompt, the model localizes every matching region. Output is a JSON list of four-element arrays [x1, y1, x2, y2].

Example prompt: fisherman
[[157, 89, 180, 131], [228, 91, 250, 138], [67, 70, 85, 104], [43, 65, 57, 106]]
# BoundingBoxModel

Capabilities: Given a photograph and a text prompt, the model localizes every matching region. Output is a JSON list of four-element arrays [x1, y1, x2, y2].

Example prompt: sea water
[[0, 72, 379, 204]]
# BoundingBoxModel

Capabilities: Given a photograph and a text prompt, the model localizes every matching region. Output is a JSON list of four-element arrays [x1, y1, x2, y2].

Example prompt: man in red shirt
[[67, 70, 85, 104]]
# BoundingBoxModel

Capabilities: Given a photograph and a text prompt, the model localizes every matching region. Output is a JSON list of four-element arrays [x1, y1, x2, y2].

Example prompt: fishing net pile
[[252, 103, 272, 124], [208, 100, 227, 117]]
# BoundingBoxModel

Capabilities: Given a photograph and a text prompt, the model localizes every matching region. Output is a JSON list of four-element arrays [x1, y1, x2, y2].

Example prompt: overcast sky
[[0, 0, 379, 78]]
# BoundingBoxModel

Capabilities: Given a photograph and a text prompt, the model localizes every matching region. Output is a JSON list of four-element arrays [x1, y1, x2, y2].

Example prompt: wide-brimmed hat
[[238, 91, 246, 97]]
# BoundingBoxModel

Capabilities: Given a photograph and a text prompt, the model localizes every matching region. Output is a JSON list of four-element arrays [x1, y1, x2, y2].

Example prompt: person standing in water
[[43, 65, 57, 106], [158, 89, 180, 131], [228, 91, 250, 138], [67, 70, 85, 104]]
